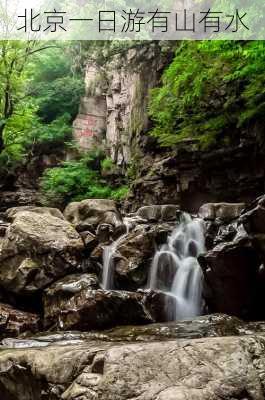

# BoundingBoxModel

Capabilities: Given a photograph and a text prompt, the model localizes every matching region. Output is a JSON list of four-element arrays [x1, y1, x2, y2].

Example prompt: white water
[[101, 212, 205, 321], [101, 219, 130, 290], [148, 213, 205, 320]]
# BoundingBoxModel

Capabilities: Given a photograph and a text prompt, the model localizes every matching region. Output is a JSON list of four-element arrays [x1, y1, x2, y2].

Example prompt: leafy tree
[[28, 47, 84, 123], [0, 41, 59, 152], [0, 42, 84, 167]]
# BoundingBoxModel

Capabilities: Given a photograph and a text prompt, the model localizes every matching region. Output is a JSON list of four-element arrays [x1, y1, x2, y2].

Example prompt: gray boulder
[[199, 202, 245, 221], [0, 210, 84, 295], [199, 236, 260, 318], [5, 206, 65, 221], [64, 199, 125, 239], [136, 204, 179, 222]]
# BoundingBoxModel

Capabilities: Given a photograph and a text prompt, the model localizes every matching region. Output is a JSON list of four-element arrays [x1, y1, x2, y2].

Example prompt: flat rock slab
[[0, 334, 265, 399]]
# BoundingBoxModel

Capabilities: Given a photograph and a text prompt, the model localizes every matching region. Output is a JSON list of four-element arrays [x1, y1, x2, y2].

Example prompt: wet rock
[[113, 229, 155, 289], [0, 210, 84, 296], [43, 273, 99, 327], [241, 194, 265, 234], [96, 223, 116, 243], [136, 205, 180, 222], [0, 303, 39, 338], [64, 198, 124, 235], [79, 230, 98, 251], [3, 314, 265, 348], [199, 236, 260, 318], [97, 223, 176, 291], [44, 288, 170, 331], [0, 223, 9, 237], [1, 334, 265, 400], [199, 202, 245, 221], [213, 222, 238, 246], [89, 314, 251, 342]]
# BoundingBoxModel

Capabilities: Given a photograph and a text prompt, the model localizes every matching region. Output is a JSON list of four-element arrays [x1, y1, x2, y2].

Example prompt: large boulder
[[199, 196, 265, 319], [111, 229, 155, 289], [43, 287, 172, 330], [0, 210, 84, 296], [199, 236, 261, 318], [43, 273, 99, 327], [64, 199, 124, 235], [0, 334, 265, 400], [91, 223, 176, 290], [0, 303, 39, 339], [198, 202, 245, 221]]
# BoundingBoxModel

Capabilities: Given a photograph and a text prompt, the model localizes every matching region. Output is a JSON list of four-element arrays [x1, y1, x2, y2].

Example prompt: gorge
[[0, 40, 265, 400]]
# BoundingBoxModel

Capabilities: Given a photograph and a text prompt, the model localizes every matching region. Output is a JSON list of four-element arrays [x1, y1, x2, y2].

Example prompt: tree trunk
[[0, 124, 5, 153]]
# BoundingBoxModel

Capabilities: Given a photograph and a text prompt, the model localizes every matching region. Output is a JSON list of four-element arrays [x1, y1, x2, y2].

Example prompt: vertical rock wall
[[73, 63, 107, 149], [73, 43, 173, 165]]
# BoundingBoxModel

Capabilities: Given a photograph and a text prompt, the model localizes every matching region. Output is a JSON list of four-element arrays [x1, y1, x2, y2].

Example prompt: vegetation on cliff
[[149, 41, 265, 148]]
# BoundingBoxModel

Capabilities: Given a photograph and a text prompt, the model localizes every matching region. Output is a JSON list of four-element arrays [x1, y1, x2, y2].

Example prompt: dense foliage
[[0, 42, 84, 167], [40, 151, 129, 206], [149, 41, 265, 148], [30, 48, 84, 123]]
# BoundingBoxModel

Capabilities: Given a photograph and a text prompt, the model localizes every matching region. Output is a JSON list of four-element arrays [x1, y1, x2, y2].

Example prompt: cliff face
[[127, 139, 265, 212], [74, 43, 265, 212], [73, 43, 172, 166]]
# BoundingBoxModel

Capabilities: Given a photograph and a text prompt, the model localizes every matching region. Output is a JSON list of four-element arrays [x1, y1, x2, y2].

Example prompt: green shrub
[[111, 186, 129, 201], [101, 157, 115, 172], [40, 152, 128, 207]]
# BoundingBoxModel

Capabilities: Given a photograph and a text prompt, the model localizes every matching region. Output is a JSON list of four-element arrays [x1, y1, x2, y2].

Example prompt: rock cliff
[[73, 43, 265, 212], [73, 42, 173, 166]]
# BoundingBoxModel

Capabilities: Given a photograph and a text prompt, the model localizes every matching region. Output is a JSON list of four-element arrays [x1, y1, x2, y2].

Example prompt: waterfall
[[148, 213, 205, 320], [101, 220, 130, 290]]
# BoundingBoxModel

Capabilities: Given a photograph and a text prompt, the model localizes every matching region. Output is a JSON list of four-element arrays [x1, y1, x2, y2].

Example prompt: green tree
[[0, 41, 60, 151]]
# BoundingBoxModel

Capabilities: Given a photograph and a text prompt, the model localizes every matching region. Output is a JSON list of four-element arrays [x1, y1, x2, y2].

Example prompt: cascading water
[[101, 220, 130, 290], [148, 213, 205, 320]]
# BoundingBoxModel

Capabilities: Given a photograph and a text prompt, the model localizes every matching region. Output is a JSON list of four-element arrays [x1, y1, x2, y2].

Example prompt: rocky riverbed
[[0, 197, 265, 398]]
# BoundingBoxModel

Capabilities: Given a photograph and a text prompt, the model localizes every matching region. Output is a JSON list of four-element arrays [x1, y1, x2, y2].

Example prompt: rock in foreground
[[0, 333, 265, 400]]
